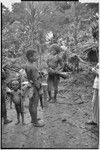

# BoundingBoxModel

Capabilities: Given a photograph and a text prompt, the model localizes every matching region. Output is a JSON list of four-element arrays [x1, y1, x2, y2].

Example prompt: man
[[24, 49, 45, 127], [46, 44, 64, 103], [2, 68, 12, 124]]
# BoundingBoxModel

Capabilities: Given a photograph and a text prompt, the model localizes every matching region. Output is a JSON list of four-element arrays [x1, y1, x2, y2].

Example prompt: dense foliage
[[2, 2, 99, 68]]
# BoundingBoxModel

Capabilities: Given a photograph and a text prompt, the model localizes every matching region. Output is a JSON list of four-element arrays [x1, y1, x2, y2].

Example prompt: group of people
[[2, 43, 99, 128]]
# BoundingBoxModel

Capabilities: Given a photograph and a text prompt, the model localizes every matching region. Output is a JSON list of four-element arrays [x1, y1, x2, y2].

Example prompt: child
[[7, 73, 21, 109], [24, 49, 45, 127], [87, 63, 99, 126], [9, 80, 25, 125]]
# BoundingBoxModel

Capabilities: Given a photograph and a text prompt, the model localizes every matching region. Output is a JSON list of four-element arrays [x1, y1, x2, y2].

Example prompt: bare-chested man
[[24, 49, 45, 127], [46, 44, 64, 103]]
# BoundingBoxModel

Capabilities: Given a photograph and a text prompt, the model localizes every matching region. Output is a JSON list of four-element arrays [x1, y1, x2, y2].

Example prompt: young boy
[[87, 63, 99, 126], [7, 73, 21, 109], [8, 80, 25, 125], [24, 49, 45, 127]]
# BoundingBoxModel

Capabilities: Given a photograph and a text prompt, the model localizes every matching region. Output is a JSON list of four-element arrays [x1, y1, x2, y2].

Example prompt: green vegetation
[[2, 2, 99, 69]]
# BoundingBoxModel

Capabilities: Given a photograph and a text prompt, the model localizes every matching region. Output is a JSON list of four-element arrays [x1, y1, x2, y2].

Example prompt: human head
[[26, 49, 37, 63], [12, 80, 19, 91], [49, 44, 62, 55]]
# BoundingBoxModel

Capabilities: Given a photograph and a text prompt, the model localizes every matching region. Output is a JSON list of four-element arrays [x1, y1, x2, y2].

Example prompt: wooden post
[[39, 43, 42, 72], [74, 2, 77, 52]]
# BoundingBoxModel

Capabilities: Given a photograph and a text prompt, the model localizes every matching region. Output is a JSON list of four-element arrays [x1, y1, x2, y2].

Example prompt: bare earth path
[[2, 69, 99, 149]]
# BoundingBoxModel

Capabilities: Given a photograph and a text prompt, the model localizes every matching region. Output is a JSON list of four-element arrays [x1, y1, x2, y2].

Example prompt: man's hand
[[91, 67, 99, 76], [48, 68, 55, 73], [89, 67, 93, 72]]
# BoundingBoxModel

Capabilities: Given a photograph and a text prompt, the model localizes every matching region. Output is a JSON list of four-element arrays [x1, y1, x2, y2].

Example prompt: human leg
[[10, 94, 13, 109], [47, 76, 53, 101], [92, 89, 99, 124], [29, 91, 45, 127], [52, 75, 60, 103], [15, 104, 20, 124], [20, 103, 25, 125], [2, 93, 12, 124], [40, 94, 43, 109], [86, 89, 99, 126]]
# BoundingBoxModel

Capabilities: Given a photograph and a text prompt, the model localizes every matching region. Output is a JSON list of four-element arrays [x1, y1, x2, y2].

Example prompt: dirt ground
[[2, 63, 99, 149]]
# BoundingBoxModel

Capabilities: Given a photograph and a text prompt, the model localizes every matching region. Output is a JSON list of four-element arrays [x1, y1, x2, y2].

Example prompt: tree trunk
[[74, 2, 78, 52], [39, 43, 42, 72]]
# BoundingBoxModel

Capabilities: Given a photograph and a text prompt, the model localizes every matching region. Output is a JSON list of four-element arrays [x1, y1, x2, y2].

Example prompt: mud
[[2, 65, 99, 148]]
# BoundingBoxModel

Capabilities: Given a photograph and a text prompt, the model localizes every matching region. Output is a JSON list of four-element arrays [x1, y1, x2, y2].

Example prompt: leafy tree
[[2, 1, 99, 69], [2, 4, 13, 29], [86, 3, 99, 15]]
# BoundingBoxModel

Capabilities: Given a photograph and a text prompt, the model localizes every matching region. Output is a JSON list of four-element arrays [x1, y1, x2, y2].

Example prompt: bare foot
[[33, 122, 45, 127], [4, 119, 12, 125], [22, 122, 26, 125], [86, 120, 97, 126], [15, 121, 20, 125], [31, 118, 41, 123], [49, 99, 57, 103], [48, 98, 52, 102]]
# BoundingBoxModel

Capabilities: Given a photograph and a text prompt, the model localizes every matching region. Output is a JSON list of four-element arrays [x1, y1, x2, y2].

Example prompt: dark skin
[[47, 52, 64, 103], [10, 84, 25, 125], [24, 52, 43, 125], [19, 50, 45, 127], [2, 68, 12, 124]]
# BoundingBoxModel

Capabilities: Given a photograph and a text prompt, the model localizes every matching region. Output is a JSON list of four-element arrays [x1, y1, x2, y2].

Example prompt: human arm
[[55, 56, 64, 73], [77, 55, 87, 64], [46, 55, 64, 74], [6, 88, 14, 97], [30, 67, 41, 90], [92, 67, 99, 76], [46, 59, 57, 74], [47, 67, 56, 74]]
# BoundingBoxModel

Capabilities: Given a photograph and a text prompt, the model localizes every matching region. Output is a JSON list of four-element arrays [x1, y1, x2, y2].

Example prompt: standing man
[[24, 49, 45, 127], [46, 44, 64, 103]]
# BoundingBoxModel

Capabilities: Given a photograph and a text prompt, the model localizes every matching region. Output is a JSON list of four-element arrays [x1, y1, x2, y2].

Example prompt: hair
[[49, 44, 62, 55], [26, 50, 35, 61], [12, 80, 20, 90], [12, 80, 19, 85]]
